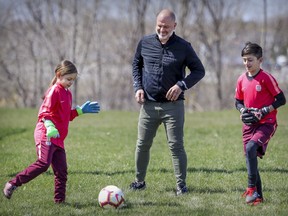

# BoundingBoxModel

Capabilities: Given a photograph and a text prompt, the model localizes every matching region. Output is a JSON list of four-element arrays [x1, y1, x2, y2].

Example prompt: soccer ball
[[98, 185, 125, 209]]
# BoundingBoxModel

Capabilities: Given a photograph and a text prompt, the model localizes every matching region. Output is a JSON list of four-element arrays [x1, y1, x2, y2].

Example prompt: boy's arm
[[259, 91, 286, 116], [271, 92, 286, 110], [235, 99, 246, 113], [246, 92, 286, 122]]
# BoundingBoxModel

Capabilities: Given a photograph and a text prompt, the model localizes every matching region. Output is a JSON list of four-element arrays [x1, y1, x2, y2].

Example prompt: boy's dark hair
[[241, 42, 262, 59]]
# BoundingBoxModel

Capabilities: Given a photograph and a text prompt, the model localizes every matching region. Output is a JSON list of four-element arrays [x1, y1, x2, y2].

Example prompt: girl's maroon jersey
[[235, 69, 282, 124], [36, 83, 78, 148]]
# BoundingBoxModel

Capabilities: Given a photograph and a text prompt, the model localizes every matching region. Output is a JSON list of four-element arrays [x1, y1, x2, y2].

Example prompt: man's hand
[[166, 85, 182, 101], [44, 120, 60, 138], [135, 89, 145, 104], [77, 101, 100, 115]]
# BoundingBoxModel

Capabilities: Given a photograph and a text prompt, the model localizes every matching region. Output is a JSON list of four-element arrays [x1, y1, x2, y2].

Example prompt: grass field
[[0, 108, 287, 216]]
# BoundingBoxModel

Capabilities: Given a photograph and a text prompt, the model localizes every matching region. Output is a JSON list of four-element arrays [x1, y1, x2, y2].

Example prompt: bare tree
[[176, 0, 193, 39], [261, 0, 267, 55], [0, 0, 287, 110], [102, 0, 150, 110], [191, 0, 244, 109]]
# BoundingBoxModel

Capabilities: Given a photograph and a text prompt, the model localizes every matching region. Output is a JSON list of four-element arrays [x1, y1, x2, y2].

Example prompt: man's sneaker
[[242, 187, 258, 203], [176, 185, 188, 196], [129, 181, 146, 190], [3, 182, 17, 199]]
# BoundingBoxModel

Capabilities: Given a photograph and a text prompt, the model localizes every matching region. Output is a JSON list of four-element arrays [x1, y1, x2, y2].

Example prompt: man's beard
[[156, 31, 174, 41]]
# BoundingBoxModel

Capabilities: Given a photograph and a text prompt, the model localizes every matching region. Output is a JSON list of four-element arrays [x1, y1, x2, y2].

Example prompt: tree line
[[0, 0, 287, 111]]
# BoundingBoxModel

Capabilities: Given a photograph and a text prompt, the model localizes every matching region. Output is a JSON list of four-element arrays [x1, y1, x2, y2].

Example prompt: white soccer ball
[[98, 185, 125, 209]]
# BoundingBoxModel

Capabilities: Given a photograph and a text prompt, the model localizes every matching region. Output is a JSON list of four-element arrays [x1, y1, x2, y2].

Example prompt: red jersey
[[235, 69, 282, 124], [35, 83, 78, 148]]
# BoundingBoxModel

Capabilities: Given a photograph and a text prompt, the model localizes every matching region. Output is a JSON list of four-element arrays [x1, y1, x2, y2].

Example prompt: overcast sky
[[1, 0, 287, 23], [241, 0, 287, 21]]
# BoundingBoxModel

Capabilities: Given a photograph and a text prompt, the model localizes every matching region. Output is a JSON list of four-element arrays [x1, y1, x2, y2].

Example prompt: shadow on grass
[[38, 166, 288, 177], [189, 187, 226, 194], [67, 167, 236, 176], [164, 187, 226, 194], [67, 170, 135, 176], [5, 166, 288, 179], [0, 128, 28, 141], [233, 186, 288, 193], [63, 200, 180, 210], [187, 167, 234, 173], [188, 167, 288, 174], [61, 201, 98, 209], [126, 200, 181, 207]]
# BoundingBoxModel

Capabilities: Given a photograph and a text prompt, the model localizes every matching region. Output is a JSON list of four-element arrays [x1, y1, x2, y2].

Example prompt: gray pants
[[135, 100, 187, 188]]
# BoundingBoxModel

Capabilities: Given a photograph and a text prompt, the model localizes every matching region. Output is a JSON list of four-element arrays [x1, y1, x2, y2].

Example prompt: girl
[[3, 60, 100, 203]]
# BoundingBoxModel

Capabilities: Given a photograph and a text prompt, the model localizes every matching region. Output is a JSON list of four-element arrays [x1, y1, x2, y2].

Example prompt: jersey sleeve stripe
[[262, 71, 281, 95]]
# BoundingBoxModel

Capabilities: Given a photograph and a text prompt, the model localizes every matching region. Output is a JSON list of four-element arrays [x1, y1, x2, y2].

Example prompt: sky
[[241, 0, 288, 21]]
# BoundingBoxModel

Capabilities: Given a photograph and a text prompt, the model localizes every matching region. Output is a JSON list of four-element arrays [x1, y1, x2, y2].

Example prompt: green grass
[[0, 108, 288, 216]]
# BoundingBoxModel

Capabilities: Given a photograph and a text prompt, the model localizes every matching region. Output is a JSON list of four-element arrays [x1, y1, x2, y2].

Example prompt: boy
[[235, 42, 286, 205]]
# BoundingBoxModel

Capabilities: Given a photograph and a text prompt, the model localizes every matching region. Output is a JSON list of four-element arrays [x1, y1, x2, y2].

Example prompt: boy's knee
[[246, 141, 258, 158]]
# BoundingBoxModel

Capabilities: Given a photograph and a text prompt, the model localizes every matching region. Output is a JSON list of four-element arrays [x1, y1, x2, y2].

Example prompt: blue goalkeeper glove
[[76, 101, 100, 115], [43, 120, 60, 138]]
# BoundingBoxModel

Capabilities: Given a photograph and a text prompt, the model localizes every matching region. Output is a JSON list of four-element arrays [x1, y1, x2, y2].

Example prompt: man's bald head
[[157, 9, 176, 22]]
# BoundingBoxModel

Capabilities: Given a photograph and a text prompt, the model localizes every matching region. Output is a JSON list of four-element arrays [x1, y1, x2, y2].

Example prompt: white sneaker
[[3, 182, 17, 199]]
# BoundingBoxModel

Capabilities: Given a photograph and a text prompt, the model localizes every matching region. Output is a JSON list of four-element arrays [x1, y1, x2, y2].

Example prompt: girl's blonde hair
[[49, 60, 78, 87]]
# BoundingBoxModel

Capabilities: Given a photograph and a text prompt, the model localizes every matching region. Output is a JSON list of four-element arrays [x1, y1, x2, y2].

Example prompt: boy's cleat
[[252, 197, 264, 206], [242, 187, 258, 203], [176, 185, 188, 196], [3, 182, 17, 199], [129, 181, 146, 190]]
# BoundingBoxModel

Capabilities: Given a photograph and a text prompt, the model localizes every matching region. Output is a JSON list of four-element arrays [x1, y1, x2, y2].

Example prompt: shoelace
[[242, 187, 256, 197]]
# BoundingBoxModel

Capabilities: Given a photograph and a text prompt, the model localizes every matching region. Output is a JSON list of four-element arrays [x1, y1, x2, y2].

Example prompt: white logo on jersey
[[256, 85, 261, 91]]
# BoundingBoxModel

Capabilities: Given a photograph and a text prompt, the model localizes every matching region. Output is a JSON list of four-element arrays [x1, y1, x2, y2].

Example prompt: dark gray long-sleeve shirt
[[132, 33, 205, 102]]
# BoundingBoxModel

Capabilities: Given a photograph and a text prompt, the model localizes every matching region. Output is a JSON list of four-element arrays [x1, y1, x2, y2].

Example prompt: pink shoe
[[3, 182, 17, 199]]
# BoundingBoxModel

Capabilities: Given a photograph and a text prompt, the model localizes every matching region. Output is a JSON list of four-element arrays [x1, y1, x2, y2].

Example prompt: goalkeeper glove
[[76, 101, 100, 115], [260, 106, 270, 117], [241, 111, 259, 125], [44, 120, 60, 138], [248, 106, 270, 121], [239, 107, 249, 114]]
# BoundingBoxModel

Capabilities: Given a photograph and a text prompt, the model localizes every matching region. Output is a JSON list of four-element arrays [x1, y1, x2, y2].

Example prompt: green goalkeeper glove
[[44, 120, 60, 138]]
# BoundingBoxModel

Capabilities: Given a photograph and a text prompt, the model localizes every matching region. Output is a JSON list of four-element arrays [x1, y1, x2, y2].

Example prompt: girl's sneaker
[[3, 182, 17, 199]]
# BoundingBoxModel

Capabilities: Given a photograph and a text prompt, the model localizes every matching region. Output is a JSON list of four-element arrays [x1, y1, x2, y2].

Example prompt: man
[[130, 9, 205, 195]]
